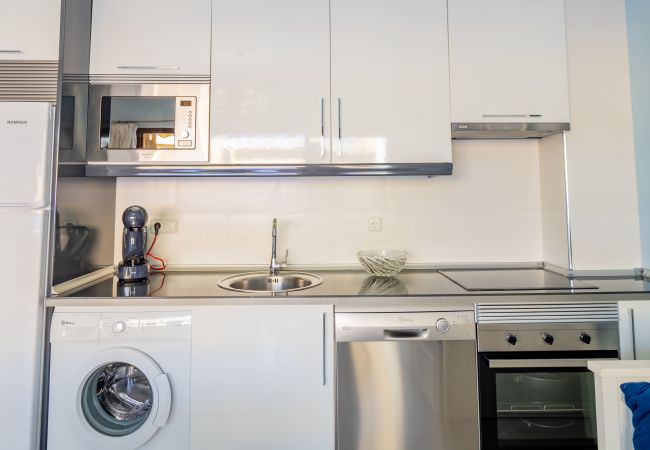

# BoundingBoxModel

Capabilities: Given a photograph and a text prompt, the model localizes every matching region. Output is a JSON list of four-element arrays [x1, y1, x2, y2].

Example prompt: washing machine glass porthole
[[81, 362, 154, 437]]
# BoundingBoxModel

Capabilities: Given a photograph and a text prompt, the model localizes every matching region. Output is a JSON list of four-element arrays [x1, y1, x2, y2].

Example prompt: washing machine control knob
[[112, 321, 126, 334]]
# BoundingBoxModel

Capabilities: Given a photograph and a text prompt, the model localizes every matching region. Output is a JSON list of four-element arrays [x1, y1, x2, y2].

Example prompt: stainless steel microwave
[[86, 84, 209, 164]]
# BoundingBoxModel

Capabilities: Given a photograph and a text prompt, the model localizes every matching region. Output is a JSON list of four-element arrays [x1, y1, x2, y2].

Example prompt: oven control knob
[[580, 333, 592, 345], [436, 319, 450, 333], [543, 333, 555, 345], [112, 321, 126, 334], [505, 333, 518, 346]]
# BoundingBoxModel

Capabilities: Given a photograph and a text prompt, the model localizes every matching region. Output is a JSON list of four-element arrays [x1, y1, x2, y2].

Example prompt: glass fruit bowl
[[357, 250, 408, 277]]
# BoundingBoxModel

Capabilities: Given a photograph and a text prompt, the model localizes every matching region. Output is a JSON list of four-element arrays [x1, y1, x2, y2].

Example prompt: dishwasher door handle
[[383, 329, 430, 340]]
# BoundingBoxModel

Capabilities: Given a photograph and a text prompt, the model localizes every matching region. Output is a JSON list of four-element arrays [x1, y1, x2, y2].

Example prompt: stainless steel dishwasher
[[336, 311, 479, 450]]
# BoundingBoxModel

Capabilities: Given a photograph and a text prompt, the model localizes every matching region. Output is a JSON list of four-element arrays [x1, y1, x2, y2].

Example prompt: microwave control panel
[[175, 97, 196, 149]]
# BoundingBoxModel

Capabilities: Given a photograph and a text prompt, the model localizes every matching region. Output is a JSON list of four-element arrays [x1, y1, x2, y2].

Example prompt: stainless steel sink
[[218, 271, 323, 293]]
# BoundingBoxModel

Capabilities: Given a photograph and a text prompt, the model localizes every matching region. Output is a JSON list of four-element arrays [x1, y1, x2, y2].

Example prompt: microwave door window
[[100, 97, 177, 150]]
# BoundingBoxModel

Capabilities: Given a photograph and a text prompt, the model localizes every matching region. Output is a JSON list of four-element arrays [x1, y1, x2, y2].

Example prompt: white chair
[[588, 360, 650, 450]]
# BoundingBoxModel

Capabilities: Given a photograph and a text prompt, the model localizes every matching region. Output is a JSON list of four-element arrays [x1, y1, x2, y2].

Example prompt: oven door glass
[[99, 97, 194, 150], [479, 351, 617, 450]]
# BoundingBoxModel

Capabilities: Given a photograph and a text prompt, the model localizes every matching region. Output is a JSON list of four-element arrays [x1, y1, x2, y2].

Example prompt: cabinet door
[[0, 0, 61, 60], [619, 301, 650, 360], [448, 0, 570, 123], [330, 0, 451, 164], [0, 211, 47, 449], [0, 103, 54, 207], [90, 0, 211, 76], [210, 0, 331, 165], [191, 305, 335, 450]]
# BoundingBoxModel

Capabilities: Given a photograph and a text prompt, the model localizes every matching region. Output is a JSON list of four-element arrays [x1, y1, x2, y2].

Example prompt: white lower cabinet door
[[619, 301, 650, 360], [191, 305, 335, 450], [330, 0, 452, 164]]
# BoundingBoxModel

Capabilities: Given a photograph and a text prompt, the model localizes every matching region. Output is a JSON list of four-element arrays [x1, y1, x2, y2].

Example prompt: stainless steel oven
[[86, 84, 209, 164], [477, 322, 619, 450]]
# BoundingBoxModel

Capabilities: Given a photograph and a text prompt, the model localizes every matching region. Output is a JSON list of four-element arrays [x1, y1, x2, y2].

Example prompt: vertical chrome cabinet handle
[[322, 312, 327, 386], [0, 50, 24, 54], [337, 98, 342, 157], [320, 98, 325, 158], [630, 308, 637, 359]]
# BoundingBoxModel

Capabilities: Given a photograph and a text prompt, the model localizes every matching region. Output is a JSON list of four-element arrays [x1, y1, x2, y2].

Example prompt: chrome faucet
[[270, 218, 281, 276]]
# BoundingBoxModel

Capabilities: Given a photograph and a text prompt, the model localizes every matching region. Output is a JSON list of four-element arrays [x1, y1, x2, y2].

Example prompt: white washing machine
[[47, 307, 191, 450]]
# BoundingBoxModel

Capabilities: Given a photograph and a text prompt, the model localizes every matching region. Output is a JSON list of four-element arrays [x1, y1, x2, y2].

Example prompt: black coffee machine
[[117, 205, 150, 282]]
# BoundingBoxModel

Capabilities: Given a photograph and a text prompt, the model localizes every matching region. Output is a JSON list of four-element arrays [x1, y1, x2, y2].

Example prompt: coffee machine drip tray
[[439, 269, 598, 291]]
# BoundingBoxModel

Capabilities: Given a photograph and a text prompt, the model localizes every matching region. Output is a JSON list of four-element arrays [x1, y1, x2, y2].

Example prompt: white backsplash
[[114, 140, 544, 267]]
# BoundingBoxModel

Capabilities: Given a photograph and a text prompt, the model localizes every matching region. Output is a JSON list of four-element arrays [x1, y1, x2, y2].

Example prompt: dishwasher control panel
[[335, 311, 475, 342]]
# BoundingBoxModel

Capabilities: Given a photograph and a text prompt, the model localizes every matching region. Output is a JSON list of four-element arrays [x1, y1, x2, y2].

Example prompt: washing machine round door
[[74, 347, 172, 449]]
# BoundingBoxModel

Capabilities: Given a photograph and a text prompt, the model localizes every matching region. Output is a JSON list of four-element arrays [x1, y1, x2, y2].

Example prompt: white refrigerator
[[0, 102, 55, 449]]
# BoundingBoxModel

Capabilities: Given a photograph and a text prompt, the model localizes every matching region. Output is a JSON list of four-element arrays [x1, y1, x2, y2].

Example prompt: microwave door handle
[[488, 358, 619, 369]]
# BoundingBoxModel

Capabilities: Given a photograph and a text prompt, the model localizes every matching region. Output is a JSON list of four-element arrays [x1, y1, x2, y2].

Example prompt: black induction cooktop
[[439, 269, 598, 291]]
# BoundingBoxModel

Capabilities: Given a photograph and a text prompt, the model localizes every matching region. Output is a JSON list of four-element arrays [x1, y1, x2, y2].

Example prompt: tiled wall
[[114, 140, 544, 267]]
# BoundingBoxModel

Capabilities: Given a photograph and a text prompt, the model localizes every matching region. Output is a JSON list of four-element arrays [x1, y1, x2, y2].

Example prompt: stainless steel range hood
[[451, 122, 570, 139]]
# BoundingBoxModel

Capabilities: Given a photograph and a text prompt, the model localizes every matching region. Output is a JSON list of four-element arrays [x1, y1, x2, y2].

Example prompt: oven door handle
[[488, 358, 619, 369]]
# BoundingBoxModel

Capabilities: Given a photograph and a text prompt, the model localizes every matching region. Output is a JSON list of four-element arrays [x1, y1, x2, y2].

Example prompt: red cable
[[149, 273, 166, 296], [146, 233, 167, 271]]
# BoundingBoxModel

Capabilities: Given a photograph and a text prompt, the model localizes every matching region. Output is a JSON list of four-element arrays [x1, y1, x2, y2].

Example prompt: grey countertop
[[46, 268, 650, 310]]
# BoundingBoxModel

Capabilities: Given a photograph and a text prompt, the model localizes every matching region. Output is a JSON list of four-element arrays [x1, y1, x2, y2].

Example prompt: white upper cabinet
[[210, 0, 331, 165], [448, 0, 570, 123], [330, 0, 452, 164], [191, 305, 335, 450], [0, 0, 61, 60], [90, 0, 211, 76]]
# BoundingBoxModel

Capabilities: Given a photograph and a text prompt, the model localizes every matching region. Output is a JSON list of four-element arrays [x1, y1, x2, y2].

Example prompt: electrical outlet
[[149, 219, 178, 234], [149, 219, 161, 234], [368, 217, 383, 232]]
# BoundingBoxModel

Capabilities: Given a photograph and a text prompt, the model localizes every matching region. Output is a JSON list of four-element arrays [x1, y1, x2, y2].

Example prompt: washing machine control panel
[[100, 313, 191, 341], [50, 312, 192, 342]]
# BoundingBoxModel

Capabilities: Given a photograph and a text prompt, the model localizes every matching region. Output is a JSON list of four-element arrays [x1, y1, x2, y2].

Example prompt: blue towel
[[621, 382, 650, 450]]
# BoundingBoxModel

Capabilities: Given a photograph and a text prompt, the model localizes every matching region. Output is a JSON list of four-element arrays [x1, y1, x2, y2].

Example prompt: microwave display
[[99, 96, 196, 150]]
